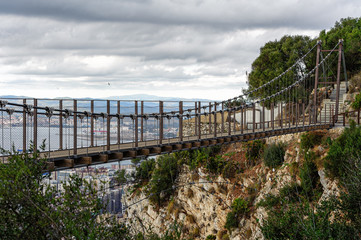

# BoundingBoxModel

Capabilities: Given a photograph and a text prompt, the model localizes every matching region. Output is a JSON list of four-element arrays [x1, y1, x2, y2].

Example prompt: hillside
[[122, 126, 360, 239]]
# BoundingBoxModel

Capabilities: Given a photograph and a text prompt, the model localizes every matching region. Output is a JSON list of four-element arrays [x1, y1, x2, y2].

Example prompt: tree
[[0, 149, 130, 239], [320, 17, 361, 77], [247, 35, 317, 106]]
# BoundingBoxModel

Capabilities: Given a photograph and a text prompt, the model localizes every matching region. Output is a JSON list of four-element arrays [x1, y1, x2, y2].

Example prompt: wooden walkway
[[24, 123, 331, 171]]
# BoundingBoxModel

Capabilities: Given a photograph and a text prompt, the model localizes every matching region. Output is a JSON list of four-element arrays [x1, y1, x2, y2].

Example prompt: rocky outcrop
[[124, 128, 344, 239]]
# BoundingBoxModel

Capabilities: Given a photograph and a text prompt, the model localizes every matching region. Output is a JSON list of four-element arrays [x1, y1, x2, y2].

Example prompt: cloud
[[0, 0, 359, 100]]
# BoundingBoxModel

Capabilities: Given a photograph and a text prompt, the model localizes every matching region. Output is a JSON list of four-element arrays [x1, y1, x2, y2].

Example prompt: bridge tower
[[313, 39, 347, 124]]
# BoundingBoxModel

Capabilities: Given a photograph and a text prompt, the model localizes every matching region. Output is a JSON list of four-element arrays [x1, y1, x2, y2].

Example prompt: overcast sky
[[0, 0, 359, 100]]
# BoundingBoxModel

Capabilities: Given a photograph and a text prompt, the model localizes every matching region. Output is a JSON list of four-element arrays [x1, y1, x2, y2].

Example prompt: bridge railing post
[[198, 101, 201, 140], [228, 101, 231, 136], [73, 100, 77, 156], [253, 102, 255, 133], [117, 101, 120, 145], [23, 99, 26, 153], [262, 104, 265, 132], [179, 101, 183, 142], [194, 102, 197, 138], [221, 102, 224, 135], [107, 100, 111, 151], [91, 100, 94, 147], [59, 100, 63, 149], [233, 101, 236, 133], [271, 102, 274, 130], [33, 99, 38, 152], [214, 102, 217, 138], [159, 101, 163, 145], [141, 101, 144, 142], [209, 102, 212, 135], [240, 105, 243, 134], [134, 101, 138, 148]]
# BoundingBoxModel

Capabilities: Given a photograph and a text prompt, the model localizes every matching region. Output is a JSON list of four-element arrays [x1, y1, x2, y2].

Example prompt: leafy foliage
[[225, 198, 249, 231], [263, 142, 286, 168], [351, 92, 361, 110], [299, 152, 321, 200], [245, 140, 265, 166], [300, 131, 324, 150], [320, 17, 361, 77], [147, 154, 179, 206], [247, 35, 316, 105], [325, 122, 361, 179], [0, 149, 130, 240]]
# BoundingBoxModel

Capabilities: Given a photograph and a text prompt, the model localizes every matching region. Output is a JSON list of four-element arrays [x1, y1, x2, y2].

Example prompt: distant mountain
[[106, 94, 211, 102], [0, 94, 211, 102]]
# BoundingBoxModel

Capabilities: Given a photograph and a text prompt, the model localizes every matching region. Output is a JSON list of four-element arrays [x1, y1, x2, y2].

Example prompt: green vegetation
[[261, 125, 361, 239], [0, 148, 129, 240], [245, 140, 265, 166], [325, 122, 361, 179], [147, 154, 179, 206], [225, 198, 249, 231], [300, 131, 324, 150], [263, 142, 286, 168], [206, 235, 216, 240], [320, 17, 361, 77], [351, 92, 361, 110], [247, 35, 316, 105], [300, 151, 322, 200]]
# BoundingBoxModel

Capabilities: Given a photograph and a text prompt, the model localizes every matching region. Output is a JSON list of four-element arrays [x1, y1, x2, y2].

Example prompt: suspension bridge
[[0, 40, 355, 171]]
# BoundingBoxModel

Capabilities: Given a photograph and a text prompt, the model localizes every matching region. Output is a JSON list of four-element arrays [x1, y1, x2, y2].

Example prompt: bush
[[132, 158, 156, 186], [300, 131, 324, 150], [300, 152, 321, 200], [206, 235, 216, 240], [147, 155, 179, 206], [263, 142, 286, 168], [325, 122, 361, 179], [245, 140, 265, 166], [225, 198, 249, 231], [351, 93, 361, 110]]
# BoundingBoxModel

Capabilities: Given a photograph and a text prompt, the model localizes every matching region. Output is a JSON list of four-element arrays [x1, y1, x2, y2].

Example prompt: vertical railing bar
[[107, 100, 111, 151], [253, 102, 255, 133], [198, 101, 201, 140], [141, 101, 144, 142], [159, 101, 163, 145], [33, 99, 38, 152], [221, 102, 224, 136], [73, 100, 77, 156], [117, 101, 120, 145], [134, 101, 138, 148], [214, 102, 217, 138], [91, 100, 94, 147], [59, 100, 63, 150], [209, 102, 212, 135], [23, 99, 26, 153], [194, 102, 197, 139], [179, 101, 183, 142]]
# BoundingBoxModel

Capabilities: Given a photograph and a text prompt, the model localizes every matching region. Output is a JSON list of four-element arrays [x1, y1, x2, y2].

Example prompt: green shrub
[[351, 92, 361, 110], [300, 131, 324, 150], [132, 158, 156, 187], [225, 198, 249, 231], [263, 142, 286, 168], [257, 194, 280, 210], [222, 161, 240, 179], [206, 235, 216, 240], [325, 122, 361, 179], [147, 155, 179, 206], [300, 152, 321, 199], [245, 140, 265, 166]]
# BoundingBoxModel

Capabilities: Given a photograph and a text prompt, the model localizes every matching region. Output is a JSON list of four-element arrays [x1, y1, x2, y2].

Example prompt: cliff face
[[124, 128, 344, 239]]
